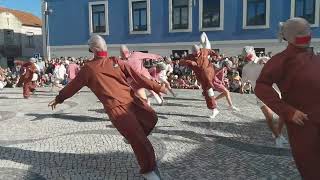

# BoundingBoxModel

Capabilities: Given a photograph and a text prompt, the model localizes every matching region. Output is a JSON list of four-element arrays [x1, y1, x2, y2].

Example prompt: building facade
[[44, 0, 320, 58], [0, 7, 43, 68]]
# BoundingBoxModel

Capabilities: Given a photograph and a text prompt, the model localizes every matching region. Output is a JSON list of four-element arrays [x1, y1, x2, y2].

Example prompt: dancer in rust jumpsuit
[[49, 35, 166, 180], [199, 32, 240, 111], [120, 45, 163, 105], [18, 58, 38, 99], [255, 17, 320, 179], [179, 44, 219, 118]]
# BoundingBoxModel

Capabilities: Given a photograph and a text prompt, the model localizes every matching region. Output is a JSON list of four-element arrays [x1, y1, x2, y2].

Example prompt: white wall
[[0, 12, 22, 32], [0, 12, 43, 59], [50, 39, 320, 58], [0, 12, 22, 46]]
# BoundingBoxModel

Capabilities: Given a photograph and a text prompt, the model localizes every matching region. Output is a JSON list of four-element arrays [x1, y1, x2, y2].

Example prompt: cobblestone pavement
[[0, 88, 300, 180]]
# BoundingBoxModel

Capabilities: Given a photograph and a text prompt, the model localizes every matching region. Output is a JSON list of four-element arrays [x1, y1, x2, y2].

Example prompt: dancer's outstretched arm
[[132, 52, 163, 61], [49, 66, 89, 109], [118, 60, 167, 95], [208, 49, 219, 58], [179, 59, 197, 67]]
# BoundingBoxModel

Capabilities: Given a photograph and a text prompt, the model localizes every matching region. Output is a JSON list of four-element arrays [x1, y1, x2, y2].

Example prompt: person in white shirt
[[32, 59, 41, 83], [241, 46, 288, 148], [155, 60, 176, 104], [0, 67, 6, 89], [51, 62, 66, 91]]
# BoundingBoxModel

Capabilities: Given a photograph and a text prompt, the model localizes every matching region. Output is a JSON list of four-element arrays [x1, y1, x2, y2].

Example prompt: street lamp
[[43, 1, 53, 60]]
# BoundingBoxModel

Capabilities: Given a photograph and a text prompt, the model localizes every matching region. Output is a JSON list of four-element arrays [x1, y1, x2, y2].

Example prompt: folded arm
[[255, 56, 296, 121]]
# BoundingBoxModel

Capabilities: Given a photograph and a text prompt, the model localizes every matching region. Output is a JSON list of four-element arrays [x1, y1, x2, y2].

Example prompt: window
[[26, 33, 35, 48], [291, 0, 320, 26], [308, 47, 314, 53], [172, 50, 189, 59], [129, 0, 151, 34], [7, 57, 15, 69], [254, 48, 265, 56], [4, 30, 14, 45], [199, 0, 224, 31], [92, 5, 106, 33], [133, 1, 147, 31], [169, 0, 192, 32], [89, 1, 109, 35], [212, 49, 220, 53], [243, 0, 270, 29]]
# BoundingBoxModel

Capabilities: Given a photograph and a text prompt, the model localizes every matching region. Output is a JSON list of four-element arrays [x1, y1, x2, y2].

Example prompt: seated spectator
[[241, 81, 252, 94], [177, 76, 188, 89], [229, 75, 242, 93]]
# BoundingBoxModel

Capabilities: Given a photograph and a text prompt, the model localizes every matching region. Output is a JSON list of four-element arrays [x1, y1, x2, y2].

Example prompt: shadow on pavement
[[0, 124, 298, 179], [164, 97, 204, 102], [177, 121, 291, 156], [156, 112, 209, 118], [25, 113, 109, 122], [153, 102, 203, 108], [0, 96, 24, 100]]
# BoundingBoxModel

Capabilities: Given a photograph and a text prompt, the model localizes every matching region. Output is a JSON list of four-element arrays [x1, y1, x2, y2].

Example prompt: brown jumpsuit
[[20, 62, 37, 98], [255, 44, 320, 179], [55, 56, 163, 174], [179, 48, 217, 109]]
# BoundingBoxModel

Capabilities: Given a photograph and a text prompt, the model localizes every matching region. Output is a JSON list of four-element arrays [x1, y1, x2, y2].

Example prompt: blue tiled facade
[[44, 0, 320, 56]]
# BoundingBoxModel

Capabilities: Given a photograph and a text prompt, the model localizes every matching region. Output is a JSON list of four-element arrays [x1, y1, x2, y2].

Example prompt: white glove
[[208, 88, 215, 97]]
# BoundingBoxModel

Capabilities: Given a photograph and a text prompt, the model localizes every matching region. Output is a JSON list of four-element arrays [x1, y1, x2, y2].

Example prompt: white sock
[[142, 171, 160, 180], [210, 109, 219, 118]]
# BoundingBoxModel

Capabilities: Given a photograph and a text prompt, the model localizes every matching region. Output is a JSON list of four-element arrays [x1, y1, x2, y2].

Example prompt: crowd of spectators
[[166, 52, 269, 93], [0, 57, 89, 90], [0, 50, 277, 94]]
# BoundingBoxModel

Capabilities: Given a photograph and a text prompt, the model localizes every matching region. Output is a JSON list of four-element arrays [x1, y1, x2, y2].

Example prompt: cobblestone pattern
[[0, 88, 300, 180]]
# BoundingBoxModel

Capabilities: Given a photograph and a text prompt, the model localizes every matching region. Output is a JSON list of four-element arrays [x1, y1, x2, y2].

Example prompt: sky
[[0, 0, 41, 17]]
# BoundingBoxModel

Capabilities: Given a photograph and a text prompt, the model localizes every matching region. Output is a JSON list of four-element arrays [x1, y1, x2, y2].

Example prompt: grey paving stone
[[0, 87, 300, 180]]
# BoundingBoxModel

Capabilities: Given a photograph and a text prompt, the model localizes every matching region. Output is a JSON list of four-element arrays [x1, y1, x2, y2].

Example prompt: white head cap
[[242, 46, 258, 62], [156, 62, 167, 70], [200, 32, 211, 49], [29, 58, 37, 63], [164, 56, 172, 64], [120, 45, 130, 59], [120, 45, 129, 52], [191, 44, 200, 55], [279, 17, 311, 48], [88, 35, 108, 54]]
